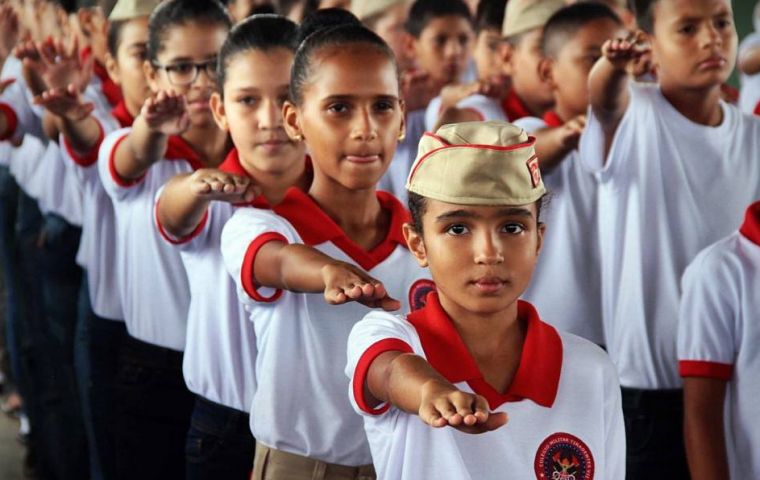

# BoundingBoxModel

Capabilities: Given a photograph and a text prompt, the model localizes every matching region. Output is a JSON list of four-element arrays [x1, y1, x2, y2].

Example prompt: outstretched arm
[[364, 351, 508, 434], [532, 114, 586, 172], [157, 169, 258, 239], [113, 90, 190, 182], [35, 85, 100, 156]]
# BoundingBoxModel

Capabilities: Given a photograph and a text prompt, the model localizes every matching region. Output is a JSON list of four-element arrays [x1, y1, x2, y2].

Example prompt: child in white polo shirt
[[221, 23, 431, 479], [583, 0, 760, 476], [678, 200, 760, 479], [346, 121, 625, 480]]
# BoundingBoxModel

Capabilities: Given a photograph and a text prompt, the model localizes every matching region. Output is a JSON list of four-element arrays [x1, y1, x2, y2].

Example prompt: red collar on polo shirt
[[82, 46, 123, 107], [273, 188, 410, 271], [218, 148, 270, 209], [502, 89, 532, 122], [111, 100, 134, 128], [740, 201, 760, 247], [542, 111, 563, 128], [407, 292, 562, 409], [165, 136, 204, 171]]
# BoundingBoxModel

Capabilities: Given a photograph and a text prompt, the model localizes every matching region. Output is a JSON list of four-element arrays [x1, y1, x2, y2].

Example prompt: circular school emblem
[[408, 279, 436, 311], [534, 432, 595, 480]]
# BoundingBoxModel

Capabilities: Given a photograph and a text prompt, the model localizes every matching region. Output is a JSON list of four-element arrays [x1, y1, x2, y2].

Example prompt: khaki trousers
[[252, 442, 376, 480]]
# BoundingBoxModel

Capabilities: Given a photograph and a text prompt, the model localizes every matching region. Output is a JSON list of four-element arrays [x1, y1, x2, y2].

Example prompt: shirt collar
[[542, 111, 563, 128], [740, 201, 760, 247], [272, 188, 410, 271], [502, 89, 532, 122], [407, 292, 562, 409], [165, 135, 204, 171], [111, 100, 134, 128]]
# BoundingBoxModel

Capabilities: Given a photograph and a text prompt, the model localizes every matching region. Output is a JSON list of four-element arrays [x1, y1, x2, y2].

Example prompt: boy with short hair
[[434, 0, 563, 131], [582, 0, 760, 476], [515, 2, 624, 345], [346, 121, 625, 480], [678, 201, 760, 480]]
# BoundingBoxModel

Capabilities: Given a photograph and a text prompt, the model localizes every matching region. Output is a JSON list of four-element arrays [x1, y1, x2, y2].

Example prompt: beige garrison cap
[[351, 0, 407, 21], [109, 0, 160, 21], [406, 121, 546, 206], [502, 0, 564, 38]]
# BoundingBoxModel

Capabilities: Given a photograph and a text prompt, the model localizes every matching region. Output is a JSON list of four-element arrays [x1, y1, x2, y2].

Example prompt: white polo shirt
[[98, 129, 202, 350], [155, 148, 261, 412], [0, 56, 43, 142], [59, 100, 132, 321], [221, 189, 430, 466], [678, 201, 760, 479], [514, 112, 603, 346], [346, 293, 625, 480], [579, 82, 760, 389], [424, 89, 543, 133]]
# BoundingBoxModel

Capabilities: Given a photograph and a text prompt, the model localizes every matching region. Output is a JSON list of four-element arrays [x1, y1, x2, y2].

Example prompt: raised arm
[[683, 377, 730, 480], [739, 45, 760, 76], [35, 85, 101, 156], [252, 240, 400, 311], [532, 114, 586, 172], [113, 90, 189, 181], [363, 350, 507, 434], [156, 169, 257, 238], [589, 31, 649, 152]]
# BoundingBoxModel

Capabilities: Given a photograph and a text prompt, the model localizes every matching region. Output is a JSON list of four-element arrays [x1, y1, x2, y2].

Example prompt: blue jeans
[[114, 334, 195, 480], [622, 387, 690, 479], [0, 166, 22, 388], [15, 196, 89, 480], [186, 395, 255, 480], [75, 274, 128, 480]]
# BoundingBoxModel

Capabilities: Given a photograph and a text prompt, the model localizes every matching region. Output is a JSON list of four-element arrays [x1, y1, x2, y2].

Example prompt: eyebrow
[[321, 94, 399, 102], [164, 54, 217, 64], [435, 207, 534, 222]]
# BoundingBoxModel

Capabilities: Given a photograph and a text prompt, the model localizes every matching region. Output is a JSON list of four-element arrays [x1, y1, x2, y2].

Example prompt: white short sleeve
[[346, 311, 418, 417], [677, 244, 737, 380], [220, 207, 299, 308], [97, 127, 144, 201], [514, 116, 547, 134]]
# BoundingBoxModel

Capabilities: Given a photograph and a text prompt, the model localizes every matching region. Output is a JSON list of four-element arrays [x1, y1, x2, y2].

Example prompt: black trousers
[[622, 387, 691, 480], [114, 334, 195, 480]]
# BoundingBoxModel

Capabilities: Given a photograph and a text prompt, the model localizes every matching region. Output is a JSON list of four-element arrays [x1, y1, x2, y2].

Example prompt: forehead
[[424, 199, 537, 220], [305, 46, 399, 99], [653, 0, 733, 24], [157, 21, 228, 61], [420, 15, 473, 37], [118, 17, 149, 46], [557, 18, 625, 53], [224, 48, 293, 88]]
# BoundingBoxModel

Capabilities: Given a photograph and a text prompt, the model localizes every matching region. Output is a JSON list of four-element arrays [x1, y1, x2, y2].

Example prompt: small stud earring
[[292, 133, 303, 142], [398, 129, 406, 142]]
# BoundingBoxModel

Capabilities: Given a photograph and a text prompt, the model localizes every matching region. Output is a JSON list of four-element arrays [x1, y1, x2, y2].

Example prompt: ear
[[398, 99, 407, 140], [143, 59, 159, 92], [535, 222, 546, 258], [402, 32, 417, 65], [537, 56, 555, 89], [402, 223, 429, 268], [105, 52, 120, 85], [499, 41, 514, 76], [282, 100, 302, 141], [210, 92, 229, 132]]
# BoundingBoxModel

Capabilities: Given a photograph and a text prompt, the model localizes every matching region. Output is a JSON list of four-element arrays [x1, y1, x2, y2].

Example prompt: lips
[[470, 276, 507, 294], [344, 154, 381, 164], [697, 56, 727, 70]]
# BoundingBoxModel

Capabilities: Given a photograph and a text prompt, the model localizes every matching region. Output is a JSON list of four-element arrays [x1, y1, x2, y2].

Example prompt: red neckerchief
[[502, 89, 532, 121], [110, 100, 134, 128], [739, 201, 760, 247], [542, 111, 563, 128]]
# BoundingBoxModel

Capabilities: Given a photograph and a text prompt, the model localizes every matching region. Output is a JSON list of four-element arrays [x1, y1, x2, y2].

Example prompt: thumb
[[482, 411, 508, 431], [378, 295, 401, 312]]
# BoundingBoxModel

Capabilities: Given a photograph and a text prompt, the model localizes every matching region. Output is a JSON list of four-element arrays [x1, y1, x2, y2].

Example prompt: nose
[[192, 65, 214, 88], [700, 22, 723, 49], [257, 98, 281, 130], [350, 106, 378, 141], [444, 39, 463, 60], [473, 231, 504, 265]]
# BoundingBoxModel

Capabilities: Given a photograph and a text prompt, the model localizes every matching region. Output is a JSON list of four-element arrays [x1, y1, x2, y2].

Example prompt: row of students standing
[[1, 0, 759, 479]]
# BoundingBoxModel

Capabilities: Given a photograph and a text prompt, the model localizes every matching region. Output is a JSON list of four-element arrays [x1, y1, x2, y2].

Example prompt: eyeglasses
[[152, 59, 218, 87]]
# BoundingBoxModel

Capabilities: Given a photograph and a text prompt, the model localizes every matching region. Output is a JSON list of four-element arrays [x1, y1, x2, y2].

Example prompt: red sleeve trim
[[154, 199, 209, 246], [353, 338, 413, 415], [0, 103, 18, 141], [679, 360, 734, 381], [108, 133, 146, 187], [63, 120, 105, 167], [241, 232, 287, 303]]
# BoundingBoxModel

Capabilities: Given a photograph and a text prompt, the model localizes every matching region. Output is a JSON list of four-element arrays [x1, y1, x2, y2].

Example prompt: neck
[[660, 83, 723, 126], [182, 123, 230, 168], [242, 155, 308, 206], [439, 294, 525, 360], [125, 98, 141, 119], [308, 172, 385, 249], [553, 103, 581, 124]]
